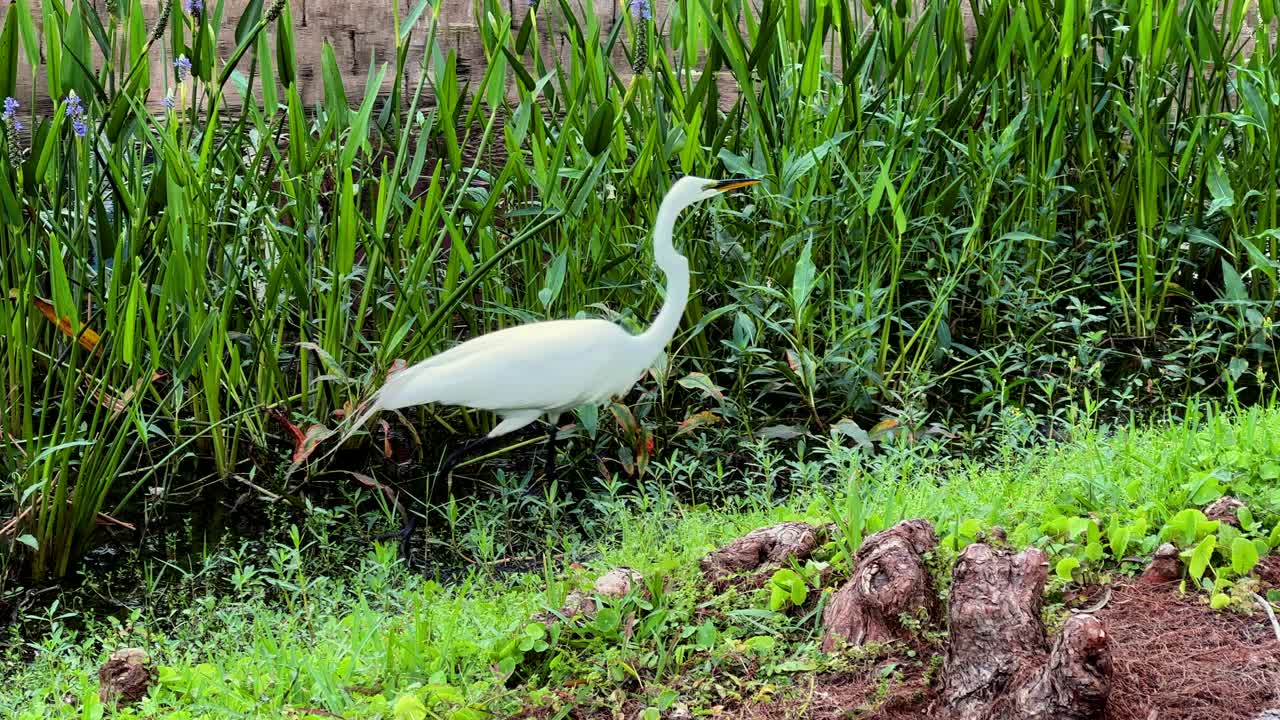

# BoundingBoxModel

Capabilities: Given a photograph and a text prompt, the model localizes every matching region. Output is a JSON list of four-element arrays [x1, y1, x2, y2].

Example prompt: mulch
[[519, 577, 1280, 720], [1099, 582, 1280, 720]]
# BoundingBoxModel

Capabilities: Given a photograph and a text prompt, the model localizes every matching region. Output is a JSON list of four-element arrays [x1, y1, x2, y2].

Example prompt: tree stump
[[699, 522, 819, 588], [820, 519, 938, 652], [1138, 543, 1183, 585], [98, 648, 154, 706], [1205, 495, 1246, 526], [942, 544, 1111, 720]]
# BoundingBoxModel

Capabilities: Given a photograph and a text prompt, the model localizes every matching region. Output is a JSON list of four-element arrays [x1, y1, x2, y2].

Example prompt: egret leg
[[376, 434, 499, 560], [541, 422, 559, 481]]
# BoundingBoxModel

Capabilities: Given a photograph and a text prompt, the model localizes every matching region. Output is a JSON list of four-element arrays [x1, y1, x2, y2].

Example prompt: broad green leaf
[[393, 695, 427, 720], [791, 238, 818, 314], [1055, 557, 1080, 581], [1231, 536, 1259, 576], [677, 372, 725, 402], [537, 252, 568, 308], [1189, 535, 1216, 582], [1207, 162, 1235, 216], [583, 101, 616, 156]]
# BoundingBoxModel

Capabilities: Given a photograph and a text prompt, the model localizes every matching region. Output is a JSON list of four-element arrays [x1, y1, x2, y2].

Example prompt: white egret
[[339, 175, 760, 555]]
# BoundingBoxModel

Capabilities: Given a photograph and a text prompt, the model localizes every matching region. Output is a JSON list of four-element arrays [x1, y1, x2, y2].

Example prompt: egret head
[[667, 175, 760, 210]]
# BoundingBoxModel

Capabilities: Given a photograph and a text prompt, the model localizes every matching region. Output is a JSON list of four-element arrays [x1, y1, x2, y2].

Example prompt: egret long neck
[[637, 199, 691, 356]]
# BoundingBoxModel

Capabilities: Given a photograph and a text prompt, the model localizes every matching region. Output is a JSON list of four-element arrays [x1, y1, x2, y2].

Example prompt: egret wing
[[378, 319, 634, 412]]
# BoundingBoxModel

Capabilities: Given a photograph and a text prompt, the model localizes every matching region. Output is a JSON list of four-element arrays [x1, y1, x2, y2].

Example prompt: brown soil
[[758, 583, 1280, 720], [1098, 582, 1280, 720], [524, 580, 1280, 720]]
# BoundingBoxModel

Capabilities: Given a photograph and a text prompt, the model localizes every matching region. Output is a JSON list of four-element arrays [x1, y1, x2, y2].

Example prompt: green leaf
[[677, 372, 725, 402], [0, 3, 20, 99], [16, 534, 37, 550], [1055, 557, 1080, 581], [1231, 536, 1260, 576], [1186, 471, 1224, 505], [1189, 535, 1216, 583], [695, 620, 717, 649], [234, 0, 265, 46], [1108, 518, 1131, 559], [393, 695, 427, 720], [791, 238, 819, 314], [1207, 161, 1235, 216], [791, 579, 807, 605], [1220, 259, 1248, 302], [1210, 593, 1231, 610], [1168, 508, 1207, 547], [583, 101, 615, 156], [1238, 506, 1256, 532], [799, 17, 823, 96], [537, 252, 568, 308]]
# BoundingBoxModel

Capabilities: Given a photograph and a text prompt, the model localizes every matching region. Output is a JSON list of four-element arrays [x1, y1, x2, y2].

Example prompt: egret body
[[344, 176, 759, 554]]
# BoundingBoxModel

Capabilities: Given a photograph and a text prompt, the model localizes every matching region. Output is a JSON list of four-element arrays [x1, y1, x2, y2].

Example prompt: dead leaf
[[869, 418, 901, 440], [380, 419, 392, 459], [15, 291, 102, 353], [292, 425, 336, 464], [268, 408, 307, 448], [676, 410, 720, 437]]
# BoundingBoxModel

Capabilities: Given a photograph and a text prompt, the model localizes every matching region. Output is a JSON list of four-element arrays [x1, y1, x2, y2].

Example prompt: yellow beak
[[711, 178, 761, 193]]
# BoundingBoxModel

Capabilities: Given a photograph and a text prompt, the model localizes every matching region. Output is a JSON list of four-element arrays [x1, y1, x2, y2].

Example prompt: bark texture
[[1139, 543, 1183, 585], [699, 522, 819, 587], [98, 648, 154, 706], [942, 543, 1111, 720], [820, 519, 938, 652], [1205, 496, 1246, 526]]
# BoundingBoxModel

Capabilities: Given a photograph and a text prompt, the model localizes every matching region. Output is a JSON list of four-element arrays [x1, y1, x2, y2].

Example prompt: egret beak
[[709, 178, 760, 193]]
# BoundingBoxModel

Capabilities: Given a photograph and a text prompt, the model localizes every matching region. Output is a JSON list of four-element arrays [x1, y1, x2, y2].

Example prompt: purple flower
[[62, 92, 88, 137], [184, 0, 203, 14], [630, 0, 650, 20], [64, 91, 83, 118], [161, 94, 176, 111], [175, 55, 192, 82], [3, 97, 22, 132]]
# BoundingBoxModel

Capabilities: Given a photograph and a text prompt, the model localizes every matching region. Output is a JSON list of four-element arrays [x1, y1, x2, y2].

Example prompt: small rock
[[1138, 543, 1183, 585], [1205, 496, 1246, 526], [98, 648, 154, 706], [593, 567, 645, 599], [1253, 710, 1280, 720], [533, 568, 646, 626]]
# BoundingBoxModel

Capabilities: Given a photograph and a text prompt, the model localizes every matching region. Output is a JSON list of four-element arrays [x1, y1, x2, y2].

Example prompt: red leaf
[[292, 425, 336, 464], [268, 408, 307, 448]]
